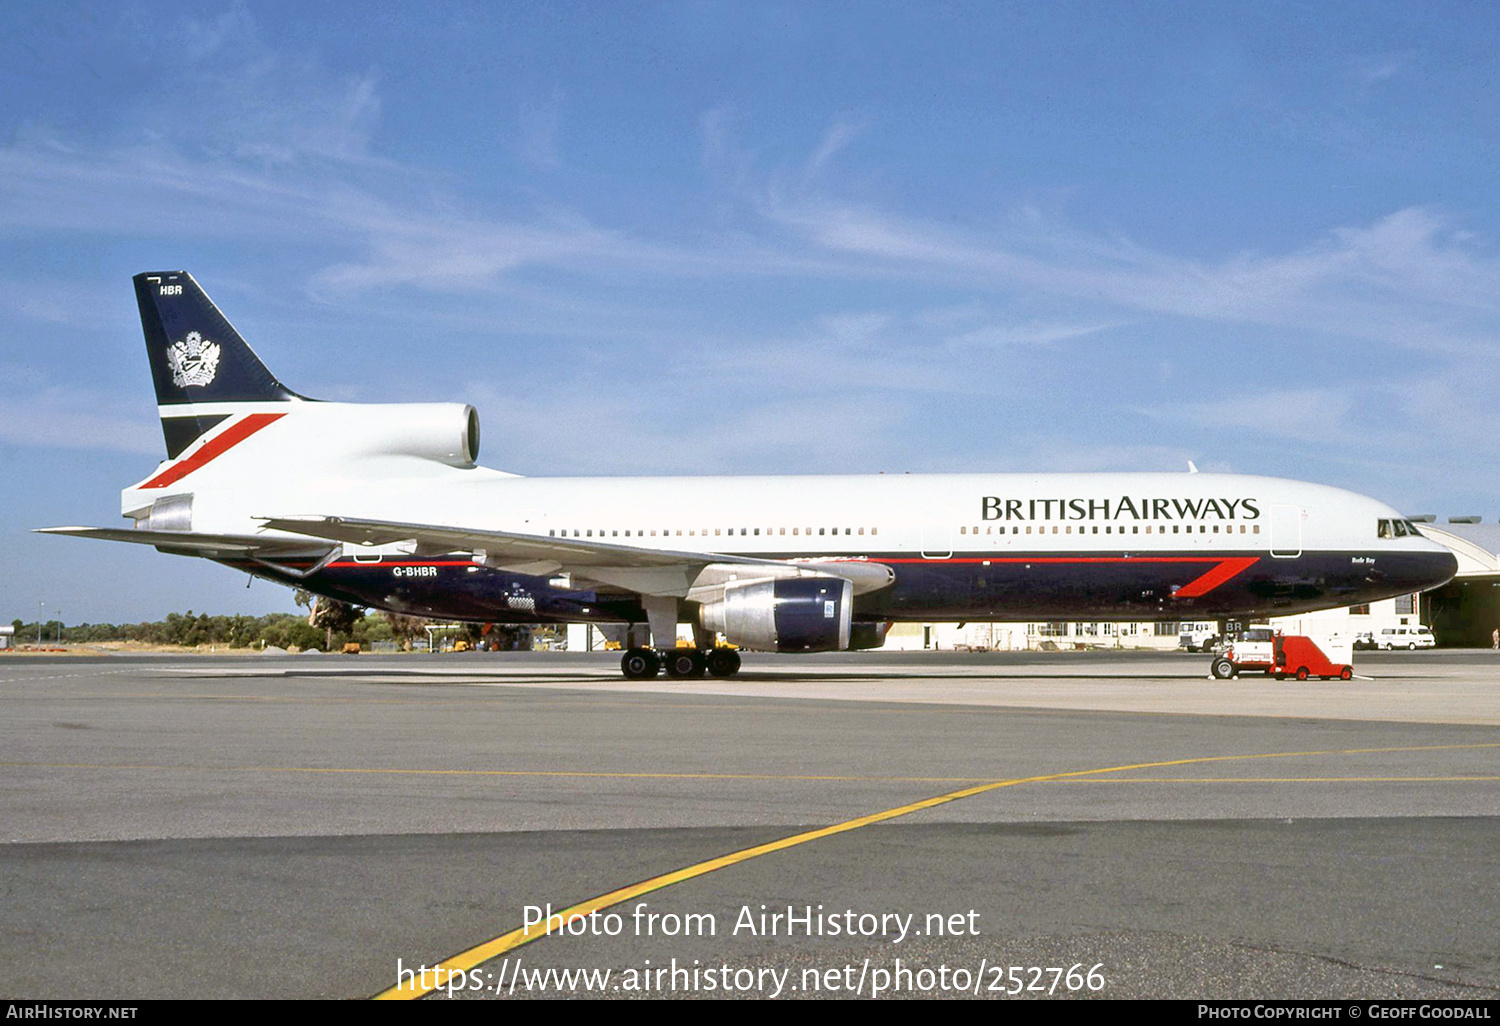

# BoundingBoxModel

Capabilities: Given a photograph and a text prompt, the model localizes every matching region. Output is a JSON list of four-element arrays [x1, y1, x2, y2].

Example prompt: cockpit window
[[1393, 519, 1408, 537], [1405, 520, 1424, 537], [1377, 519, 1393, 538]]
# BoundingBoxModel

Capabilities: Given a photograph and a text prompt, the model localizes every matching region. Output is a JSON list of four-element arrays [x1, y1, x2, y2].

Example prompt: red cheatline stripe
[[140, 413, 286, 489], [301, 554, 1261, 599], [879, 555, 1263, 598], [1172, 556, 1260, 598], [878, 556, 1242, 565], [328, 560, 476, 568]]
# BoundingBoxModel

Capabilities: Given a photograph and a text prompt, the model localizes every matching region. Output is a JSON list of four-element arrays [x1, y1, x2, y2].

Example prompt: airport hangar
[[1420, 518, 1500, 647]]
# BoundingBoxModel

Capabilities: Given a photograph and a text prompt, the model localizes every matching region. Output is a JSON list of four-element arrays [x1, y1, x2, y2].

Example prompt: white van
[[1376, 626, 1436, 650]]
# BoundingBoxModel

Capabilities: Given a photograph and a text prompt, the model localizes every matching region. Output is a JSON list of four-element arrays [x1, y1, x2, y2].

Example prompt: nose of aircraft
[[1405, 544, 1460, 593]]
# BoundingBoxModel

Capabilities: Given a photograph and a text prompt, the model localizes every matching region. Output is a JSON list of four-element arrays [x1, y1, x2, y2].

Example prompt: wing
[[36, 526, 339, 577], [257, 514, 895, 598]]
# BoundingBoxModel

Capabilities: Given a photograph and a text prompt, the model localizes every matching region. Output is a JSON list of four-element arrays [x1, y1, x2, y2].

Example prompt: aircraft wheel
[[1295, 666, 1309, 681], [705, 648, 741, 678], [1210, 657, 1236, 680], [664, 649, 704, 679], [1339, 666, 1353, 681], [621, 648, 661, 680]]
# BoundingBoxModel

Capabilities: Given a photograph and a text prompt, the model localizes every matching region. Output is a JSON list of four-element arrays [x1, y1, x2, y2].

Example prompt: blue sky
[[3, 1, 1500, 624]]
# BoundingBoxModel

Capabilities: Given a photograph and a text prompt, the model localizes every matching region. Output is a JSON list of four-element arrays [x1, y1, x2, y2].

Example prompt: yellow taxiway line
[[373, 740, 1500, 1000]]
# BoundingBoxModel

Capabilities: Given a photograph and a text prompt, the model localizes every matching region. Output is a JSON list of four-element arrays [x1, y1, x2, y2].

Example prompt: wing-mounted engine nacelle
[[699, 577, 853, 652]]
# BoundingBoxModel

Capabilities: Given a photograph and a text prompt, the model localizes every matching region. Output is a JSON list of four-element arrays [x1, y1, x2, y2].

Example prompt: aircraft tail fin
[[133, 271, 310, 458]]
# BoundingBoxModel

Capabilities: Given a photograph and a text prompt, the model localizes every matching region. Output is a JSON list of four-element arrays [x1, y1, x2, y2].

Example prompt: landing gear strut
[[619, 647, 740, 680]]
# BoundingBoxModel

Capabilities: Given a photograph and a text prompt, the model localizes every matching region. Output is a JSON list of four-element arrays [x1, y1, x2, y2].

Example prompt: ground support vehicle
[[1270, 634, 1354, 680], [1211, 630, 1354, 681]]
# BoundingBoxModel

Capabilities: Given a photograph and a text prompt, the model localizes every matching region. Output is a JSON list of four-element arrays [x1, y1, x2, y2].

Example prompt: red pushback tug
[[1211, 630, 1354, 681]]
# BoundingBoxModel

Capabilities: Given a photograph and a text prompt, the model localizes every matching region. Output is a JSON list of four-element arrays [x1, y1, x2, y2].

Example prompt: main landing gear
[[620, 647, 741, 680]]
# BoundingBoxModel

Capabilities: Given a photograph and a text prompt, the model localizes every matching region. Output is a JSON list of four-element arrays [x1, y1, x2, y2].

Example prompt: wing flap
[[259, 515, 896, 597], [258, 515, 752, 569]]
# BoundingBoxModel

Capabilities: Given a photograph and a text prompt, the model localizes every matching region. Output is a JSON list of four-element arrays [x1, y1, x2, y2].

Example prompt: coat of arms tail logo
[[166, 331, 221, 388]]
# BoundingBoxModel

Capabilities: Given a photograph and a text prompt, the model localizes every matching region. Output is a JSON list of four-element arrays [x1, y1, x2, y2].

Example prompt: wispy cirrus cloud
[[0, 388, 159, 455], [762, 196, 1500, 352]]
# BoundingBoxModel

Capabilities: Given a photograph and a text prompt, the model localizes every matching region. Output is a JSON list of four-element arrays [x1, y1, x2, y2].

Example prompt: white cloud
[[465, 383, 904, 476], [0, 389, 160, 456], [1140, 389, 1358, 446], [765, 197, 1500, 354], [806, 121, 863, 174], [1348, 52, 1413, 86]]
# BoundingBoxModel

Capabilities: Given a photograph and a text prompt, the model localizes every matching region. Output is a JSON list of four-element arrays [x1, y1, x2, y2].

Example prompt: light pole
[[36, 602, 42, 648], [56, 609, 63, 646]]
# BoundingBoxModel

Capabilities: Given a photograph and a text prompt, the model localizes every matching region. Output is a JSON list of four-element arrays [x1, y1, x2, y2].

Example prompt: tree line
[[9, 597, 537, 652], [9, 601, 430, 652]]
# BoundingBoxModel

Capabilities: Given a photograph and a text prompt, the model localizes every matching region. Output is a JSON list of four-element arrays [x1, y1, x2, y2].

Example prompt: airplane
[[40, 271, 1459, 678]]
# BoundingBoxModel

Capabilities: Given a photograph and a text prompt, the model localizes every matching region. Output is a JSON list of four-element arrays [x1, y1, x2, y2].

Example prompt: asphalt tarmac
[[0, 649, 1495, 1000]]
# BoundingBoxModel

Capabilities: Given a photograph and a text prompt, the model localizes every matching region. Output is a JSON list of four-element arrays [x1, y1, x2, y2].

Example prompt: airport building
[[1415, 519, 1500, 647]]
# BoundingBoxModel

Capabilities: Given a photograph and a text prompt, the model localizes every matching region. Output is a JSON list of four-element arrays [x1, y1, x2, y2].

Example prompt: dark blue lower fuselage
[[227, 547, 1456, 627]]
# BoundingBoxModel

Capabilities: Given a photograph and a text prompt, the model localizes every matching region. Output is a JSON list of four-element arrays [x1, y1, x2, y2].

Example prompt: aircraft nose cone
[[1408, 548, 1459, 592]]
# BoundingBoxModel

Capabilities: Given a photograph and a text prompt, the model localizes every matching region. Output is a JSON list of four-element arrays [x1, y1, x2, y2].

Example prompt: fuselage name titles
[[980, 496, 1262, 522]]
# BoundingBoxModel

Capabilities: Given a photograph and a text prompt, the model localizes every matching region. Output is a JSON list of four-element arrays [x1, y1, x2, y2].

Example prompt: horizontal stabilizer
[[36, 526, 333, 560]]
